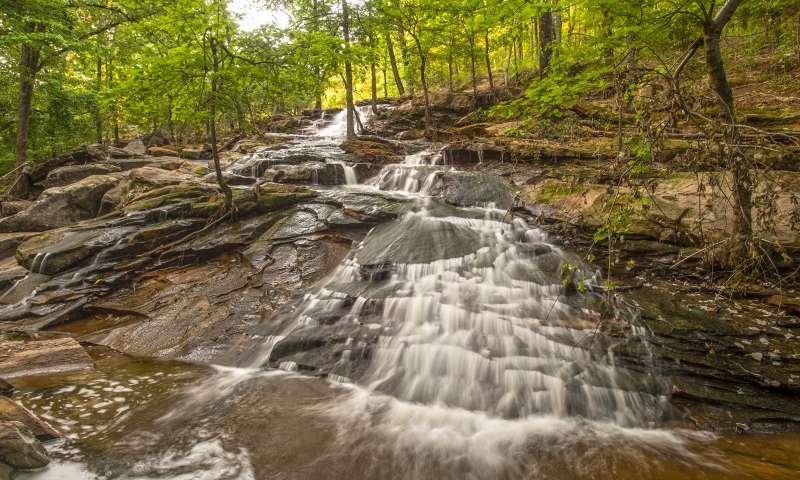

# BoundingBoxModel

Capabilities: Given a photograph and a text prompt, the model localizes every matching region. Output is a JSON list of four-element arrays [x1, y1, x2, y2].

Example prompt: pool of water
[[11, 348, 800, 480]]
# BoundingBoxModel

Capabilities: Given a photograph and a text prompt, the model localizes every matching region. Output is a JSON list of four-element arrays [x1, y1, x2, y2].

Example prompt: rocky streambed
[[1, 108, 800, 479]]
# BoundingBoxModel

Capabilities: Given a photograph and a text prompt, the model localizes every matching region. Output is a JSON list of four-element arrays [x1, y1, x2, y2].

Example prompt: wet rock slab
[[0, 338, 94, 379]]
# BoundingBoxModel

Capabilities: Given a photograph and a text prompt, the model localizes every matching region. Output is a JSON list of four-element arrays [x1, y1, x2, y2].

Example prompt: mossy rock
[[123, 184, 214, 214], [191, 183, 317, 217]]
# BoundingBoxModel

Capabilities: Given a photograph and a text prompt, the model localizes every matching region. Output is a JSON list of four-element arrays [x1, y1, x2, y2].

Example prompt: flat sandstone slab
[[0, 338, 94, 379]]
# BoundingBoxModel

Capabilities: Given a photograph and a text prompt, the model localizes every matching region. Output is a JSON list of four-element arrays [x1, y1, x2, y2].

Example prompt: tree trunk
[[484, 30, 494, 98], [529, 19, 535, 60], [342, 0, 356, 139], [386, 33, 405, 95], [409, 34, 431, 134], [15, 27, 42, 171], [624, 33, 636, 113], [95, 55, 103, 144], [382, 62, 388, 97], [553, 4, 562, 43], [504, 45, 513, 86], [448, 50, 453, 93], [469, 31, 478, 106], [397, 19, 413, 94], [369, 35, 378, 115], [704, 0, 749, 263], [209, 36, 233, 210], [539, 11, 555, 74], [108, 57, 119, 145]]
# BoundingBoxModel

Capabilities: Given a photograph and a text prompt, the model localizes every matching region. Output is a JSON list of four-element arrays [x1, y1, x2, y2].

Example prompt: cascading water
[[16, 134, 744, 480], [265, 148, 668, 424], [232, 146, 688, 477]]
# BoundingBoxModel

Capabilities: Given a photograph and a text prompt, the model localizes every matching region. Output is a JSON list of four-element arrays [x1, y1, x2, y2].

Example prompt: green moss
[[124, 185, 211, 212], [191, 165, 210, 176], [534, 181, 583, 203]]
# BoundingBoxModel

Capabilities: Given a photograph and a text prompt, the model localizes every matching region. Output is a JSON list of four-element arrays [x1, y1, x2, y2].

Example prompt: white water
[[236, 145, 690, 476], [316, 106, 373, 138]]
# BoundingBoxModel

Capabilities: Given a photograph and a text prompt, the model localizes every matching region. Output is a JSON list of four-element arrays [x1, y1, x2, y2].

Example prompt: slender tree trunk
[[529, 19, 535, 60], [448, 50, 453, 93], [484, 30, 495, 97], [342, 0, 356, 139], [469, 30, 478, 105], [540, 11, 555, 75], [15, 27, 43, 172], [397, 18, 413, 94], [369, 34, 378, 115], [553, 2, 562, 43], [703, 0, 750, 263], [623, 33, 636, 113], [108, 56, 119, 145], [504, 45, 513, 86], [208, 36, 232, 210], [386, 34, 405, 95], [382, 62, 388, 97], [411, 35, 431, 134], [95, 55, 103, 144], [167, 99, 175, 141], [534, 17, 541, 67]]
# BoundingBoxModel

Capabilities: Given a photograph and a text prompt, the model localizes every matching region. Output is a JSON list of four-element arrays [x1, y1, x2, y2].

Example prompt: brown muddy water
[[11, 348, 800, 480]]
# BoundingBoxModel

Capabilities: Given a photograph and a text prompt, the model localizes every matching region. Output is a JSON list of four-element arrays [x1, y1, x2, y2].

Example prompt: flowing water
[[13, 112, 800, 479]]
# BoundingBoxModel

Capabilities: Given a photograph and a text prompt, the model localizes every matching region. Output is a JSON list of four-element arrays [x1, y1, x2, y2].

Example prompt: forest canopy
[[1, 0, 797, 169]]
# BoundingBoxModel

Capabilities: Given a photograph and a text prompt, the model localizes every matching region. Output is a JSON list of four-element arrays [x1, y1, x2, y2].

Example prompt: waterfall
[[256, 146, 669, 428], [316, 106, 372, 138]]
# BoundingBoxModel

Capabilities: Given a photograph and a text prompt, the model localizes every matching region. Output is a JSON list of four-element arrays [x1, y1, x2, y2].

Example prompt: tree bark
[[108, 56, 119, 145], [410, 34, 431, 134], [342, 0, 356, 139], [209, 36, 233, 211], [95, 55, 103, 144], [469, 31, 478, 106], [484, 30, 495, 97], [448, 50, 453, 93], [386, 33, 405, 95], [539, 11, 555, 74], [396, 18, 413, 94], [369, 35, 378, 115], [15, 25, 43, 171]]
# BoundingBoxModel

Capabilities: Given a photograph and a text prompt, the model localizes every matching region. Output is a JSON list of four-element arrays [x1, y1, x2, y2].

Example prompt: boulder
[[201, 172, 256, 186], [0, 421, 49, 470], [144, 129, 171, 147], [123, 139, 147, 155], [355, 213, 481, 266], [394, 129, 424, 140], [0, 397, 59, 440], [263, 162, 347, 186], [0, 202, 31, 218], [0, 266, 26, 292], [15, 227, 116, 275], [340, 137, 406, 163], [179, 147, 209, 160], [43, 163, 122, 188], [147, 146, 179, 157], [106, 145, 141, 159], [107, 157, 183, 171], [435, 171, 516, 209], [0, 338, 94, 380], [25, 145, 106, 184], [0, 233, 36, 258], [0, 379, 13, 397], [231, 140, 268, 154], [0, 175, 120, 233]]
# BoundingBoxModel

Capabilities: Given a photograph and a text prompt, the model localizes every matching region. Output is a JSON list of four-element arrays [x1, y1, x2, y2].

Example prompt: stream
[[11, 110, 800, 479]]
